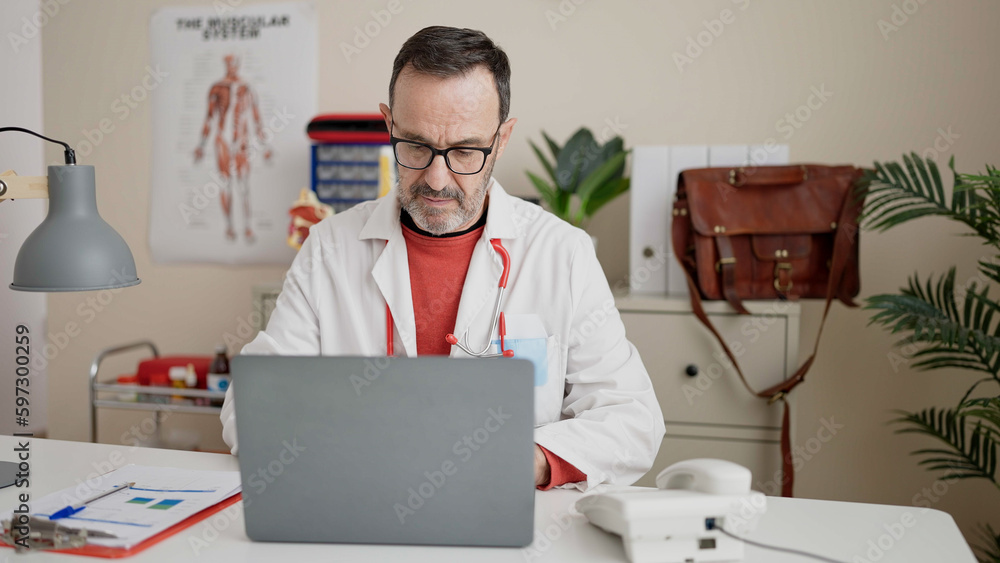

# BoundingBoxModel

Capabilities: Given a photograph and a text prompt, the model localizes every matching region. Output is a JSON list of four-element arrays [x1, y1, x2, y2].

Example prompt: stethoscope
[[385, 238, 514, 358]]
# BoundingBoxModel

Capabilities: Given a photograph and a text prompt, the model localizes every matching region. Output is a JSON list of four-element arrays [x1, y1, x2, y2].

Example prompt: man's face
[[380, 65, 515, 235]]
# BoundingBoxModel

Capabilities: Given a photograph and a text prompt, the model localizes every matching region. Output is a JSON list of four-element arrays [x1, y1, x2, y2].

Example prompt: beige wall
[[39, 0, 999, 543]]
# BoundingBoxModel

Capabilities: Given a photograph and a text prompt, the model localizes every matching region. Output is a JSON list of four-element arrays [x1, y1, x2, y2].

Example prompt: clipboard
[[1, 465, 242, 557], [2, 493, 241, 558]]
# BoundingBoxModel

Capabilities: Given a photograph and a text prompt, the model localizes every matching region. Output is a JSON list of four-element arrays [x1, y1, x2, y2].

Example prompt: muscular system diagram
[[194, 54, 272, 243]]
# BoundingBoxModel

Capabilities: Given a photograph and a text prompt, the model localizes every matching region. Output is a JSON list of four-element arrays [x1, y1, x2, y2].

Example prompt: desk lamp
[[0, 127, 140, 291]]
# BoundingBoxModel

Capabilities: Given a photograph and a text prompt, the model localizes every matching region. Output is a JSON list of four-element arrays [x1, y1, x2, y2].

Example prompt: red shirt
[[401, 222, 481, 356], [401, 214, 585, 489]]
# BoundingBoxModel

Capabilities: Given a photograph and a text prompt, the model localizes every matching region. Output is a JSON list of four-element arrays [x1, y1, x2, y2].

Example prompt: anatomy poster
[[149, 2, 316, 263]]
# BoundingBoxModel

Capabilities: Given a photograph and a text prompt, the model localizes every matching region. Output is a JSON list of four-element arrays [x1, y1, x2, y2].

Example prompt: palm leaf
[[980, 258, 1000, 286], [910, 152, 945, 205], [956, 164, 1000, 243], [865, 269, 1000, 375], [894, 408, 1000, 489], [972, 523, 1000, 563], [863, 154, 1000, 548], [864, 160, 935, 218], [861, 154, 1000, 246], [910, 356, 988, 372], [961, 397, 1000, 436]]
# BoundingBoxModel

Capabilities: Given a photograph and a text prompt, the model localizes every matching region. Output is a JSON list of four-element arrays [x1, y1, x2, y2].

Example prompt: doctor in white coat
[[221, 26, 664, 490]]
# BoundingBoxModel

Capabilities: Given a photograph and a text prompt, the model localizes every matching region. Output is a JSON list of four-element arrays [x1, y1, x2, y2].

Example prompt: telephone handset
[[576, 459, 767, 563], [654, 458, 753, 495]]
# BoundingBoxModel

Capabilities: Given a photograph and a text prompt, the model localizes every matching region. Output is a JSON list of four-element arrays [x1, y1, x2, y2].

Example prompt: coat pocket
[[494, 336, 549, 386], [492, 333, 563, 426]]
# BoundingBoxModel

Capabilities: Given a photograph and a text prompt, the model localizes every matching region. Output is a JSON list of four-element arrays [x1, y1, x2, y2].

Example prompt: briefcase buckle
[[774, 262, 793, 292]]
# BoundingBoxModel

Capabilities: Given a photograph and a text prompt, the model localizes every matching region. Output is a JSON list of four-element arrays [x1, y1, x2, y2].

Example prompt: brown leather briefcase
[[671, 164, 865, 497], [672, 164, 863, 312]]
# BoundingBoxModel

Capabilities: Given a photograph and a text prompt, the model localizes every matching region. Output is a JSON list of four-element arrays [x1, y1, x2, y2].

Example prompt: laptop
[[232, 355, 536, 547], [0, 461, 18, 489]]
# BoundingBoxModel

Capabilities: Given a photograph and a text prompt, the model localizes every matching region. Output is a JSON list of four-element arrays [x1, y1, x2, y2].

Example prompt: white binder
[[708, 144, 750, 167], [629, 146, 672, 294]]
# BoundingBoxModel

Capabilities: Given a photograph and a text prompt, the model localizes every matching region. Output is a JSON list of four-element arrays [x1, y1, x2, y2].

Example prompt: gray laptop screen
[[233, 356, 536, 547]]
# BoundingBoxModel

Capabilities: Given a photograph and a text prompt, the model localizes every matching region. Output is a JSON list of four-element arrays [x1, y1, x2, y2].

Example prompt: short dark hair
[[389, 26, 511, 124]]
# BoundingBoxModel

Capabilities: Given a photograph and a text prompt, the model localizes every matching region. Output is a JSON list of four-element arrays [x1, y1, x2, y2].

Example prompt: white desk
[[0, 437, 975, 562]]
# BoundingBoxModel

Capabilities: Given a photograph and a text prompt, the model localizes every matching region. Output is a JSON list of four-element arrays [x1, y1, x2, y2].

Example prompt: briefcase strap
[[678, 182, 858, 497], [713, 235, 749, 314]]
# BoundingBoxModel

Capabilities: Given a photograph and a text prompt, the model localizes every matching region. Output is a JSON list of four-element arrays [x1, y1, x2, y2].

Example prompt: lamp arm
[[0, 127, 76, 165], [0, 171, 48, 202]]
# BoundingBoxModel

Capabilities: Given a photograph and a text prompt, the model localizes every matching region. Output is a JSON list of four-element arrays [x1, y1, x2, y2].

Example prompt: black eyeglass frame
[[389, 121, 502, 176]]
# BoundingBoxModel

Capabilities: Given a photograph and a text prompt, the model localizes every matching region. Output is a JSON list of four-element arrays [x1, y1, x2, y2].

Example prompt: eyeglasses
[[389, 121, 501, 175]]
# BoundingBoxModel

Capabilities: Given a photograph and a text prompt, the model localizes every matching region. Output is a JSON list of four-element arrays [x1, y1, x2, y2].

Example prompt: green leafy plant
[[526, 128, 629, 228], [861, 153, 1000, 562], [977, 522, 1000, 563]]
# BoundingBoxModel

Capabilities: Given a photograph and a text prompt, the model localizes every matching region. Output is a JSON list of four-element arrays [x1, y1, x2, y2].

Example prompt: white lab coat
[[220, 180, 665, 490]]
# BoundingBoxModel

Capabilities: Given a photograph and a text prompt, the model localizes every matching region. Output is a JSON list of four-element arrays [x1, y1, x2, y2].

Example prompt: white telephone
[[575, 459, 767, 563]]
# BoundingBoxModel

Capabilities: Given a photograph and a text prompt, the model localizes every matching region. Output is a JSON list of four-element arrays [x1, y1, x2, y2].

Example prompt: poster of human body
[[149, 2, 316, 264]]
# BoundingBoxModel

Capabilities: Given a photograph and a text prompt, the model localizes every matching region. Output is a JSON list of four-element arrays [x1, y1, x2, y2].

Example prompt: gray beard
[[397, 159, 494, 235]]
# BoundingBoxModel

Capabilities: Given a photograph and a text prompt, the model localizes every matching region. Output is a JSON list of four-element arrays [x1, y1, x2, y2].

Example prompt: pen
[[48, 481, 135, 520]]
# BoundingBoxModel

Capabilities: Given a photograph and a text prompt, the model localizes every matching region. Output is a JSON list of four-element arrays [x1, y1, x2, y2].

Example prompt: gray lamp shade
[[10, 165, 140, 292]]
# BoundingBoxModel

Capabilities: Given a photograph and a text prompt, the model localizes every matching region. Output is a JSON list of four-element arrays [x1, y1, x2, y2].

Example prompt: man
[[221, 26, 664, 490], [193, 53, 272, 243]]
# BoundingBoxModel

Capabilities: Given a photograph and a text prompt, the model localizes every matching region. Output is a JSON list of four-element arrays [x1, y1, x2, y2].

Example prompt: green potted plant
[[526, 127, 630, 228], [861, 153, 1000, 562]]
